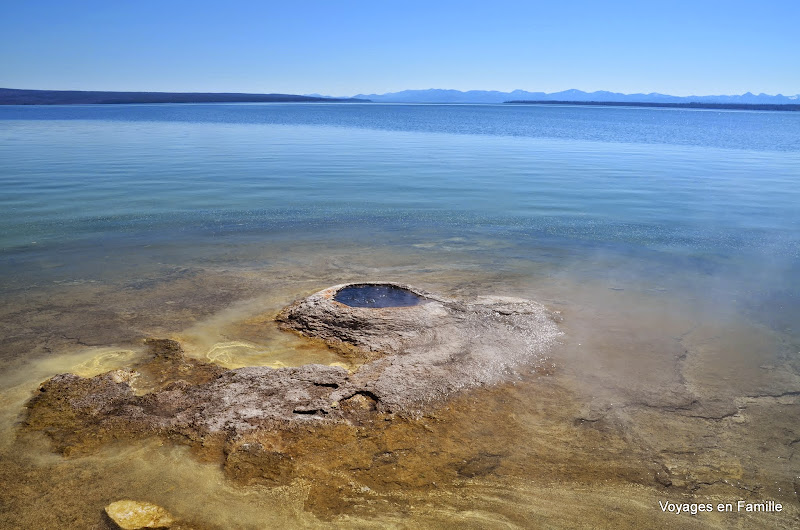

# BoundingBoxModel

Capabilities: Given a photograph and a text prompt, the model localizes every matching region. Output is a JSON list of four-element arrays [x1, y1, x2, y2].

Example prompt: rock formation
[[23, 283, 561, 484]]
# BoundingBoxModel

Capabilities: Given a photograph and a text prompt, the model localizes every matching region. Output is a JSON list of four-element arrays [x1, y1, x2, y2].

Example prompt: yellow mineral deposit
[[104, 500, 174, 529]]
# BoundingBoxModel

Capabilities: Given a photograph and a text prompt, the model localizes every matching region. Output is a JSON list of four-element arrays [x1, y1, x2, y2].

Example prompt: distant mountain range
[[351, 88, 800, 105], [3, 87, 798, 107], [0, 88, 368, 105]]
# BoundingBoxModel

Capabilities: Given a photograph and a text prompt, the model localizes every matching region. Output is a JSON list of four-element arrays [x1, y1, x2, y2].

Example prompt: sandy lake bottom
[[0, 236, 798, 529]]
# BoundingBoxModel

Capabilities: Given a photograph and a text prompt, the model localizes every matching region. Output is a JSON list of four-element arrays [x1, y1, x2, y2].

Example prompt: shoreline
[[0, 88, 370, 105]]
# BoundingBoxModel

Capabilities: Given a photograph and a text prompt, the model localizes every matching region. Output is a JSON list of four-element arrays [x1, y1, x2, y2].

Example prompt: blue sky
[[0, 0, 797, 96]]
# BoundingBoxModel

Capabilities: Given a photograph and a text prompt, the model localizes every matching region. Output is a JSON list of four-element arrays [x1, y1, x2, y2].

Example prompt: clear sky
[[1, 0, 797, 97]]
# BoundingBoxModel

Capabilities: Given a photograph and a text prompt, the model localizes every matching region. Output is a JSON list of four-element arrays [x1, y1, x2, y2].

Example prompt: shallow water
[[0, 103, 799, 528]]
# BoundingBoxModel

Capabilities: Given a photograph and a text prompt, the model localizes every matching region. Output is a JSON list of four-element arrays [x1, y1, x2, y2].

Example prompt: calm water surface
[[2, 104, 798, 324], [1, 103, 799, 528]]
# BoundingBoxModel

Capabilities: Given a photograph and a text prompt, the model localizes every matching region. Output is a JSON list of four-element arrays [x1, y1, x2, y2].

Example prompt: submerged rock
[[104, 500, 174, 529]]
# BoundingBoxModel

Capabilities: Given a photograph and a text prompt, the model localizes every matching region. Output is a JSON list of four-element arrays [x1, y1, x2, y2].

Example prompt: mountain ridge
[[350, 88, 799, 105], [3, 87, 797, 107]]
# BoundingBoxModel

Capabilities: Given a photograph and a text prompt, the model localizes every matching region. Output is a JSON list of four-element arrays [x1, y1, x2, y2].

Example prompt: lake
[[1, 103, 799, 528]]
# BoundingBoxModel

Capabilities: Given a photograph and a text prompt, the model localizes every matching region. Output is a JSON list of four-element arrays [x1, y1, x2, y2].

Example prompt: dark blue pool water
[[334, 284, 425, 308]]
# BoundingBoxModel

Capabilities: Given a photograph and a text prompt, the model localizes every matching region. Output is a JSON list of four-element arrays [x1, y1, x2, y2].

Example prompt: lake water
[[1, 103, 799, 528]]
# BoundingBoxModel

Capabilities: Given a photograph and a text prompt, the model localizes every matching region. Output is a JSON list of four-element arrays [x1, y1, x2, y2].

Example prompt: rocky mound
[[276, 282, 562, 411], [24, 283, 561, 456]]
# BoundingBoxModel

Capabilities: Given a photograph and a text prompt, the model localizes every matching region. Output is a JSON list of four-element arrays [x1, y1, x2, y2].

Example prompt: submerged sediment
[[13, 281, 800, 526]]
